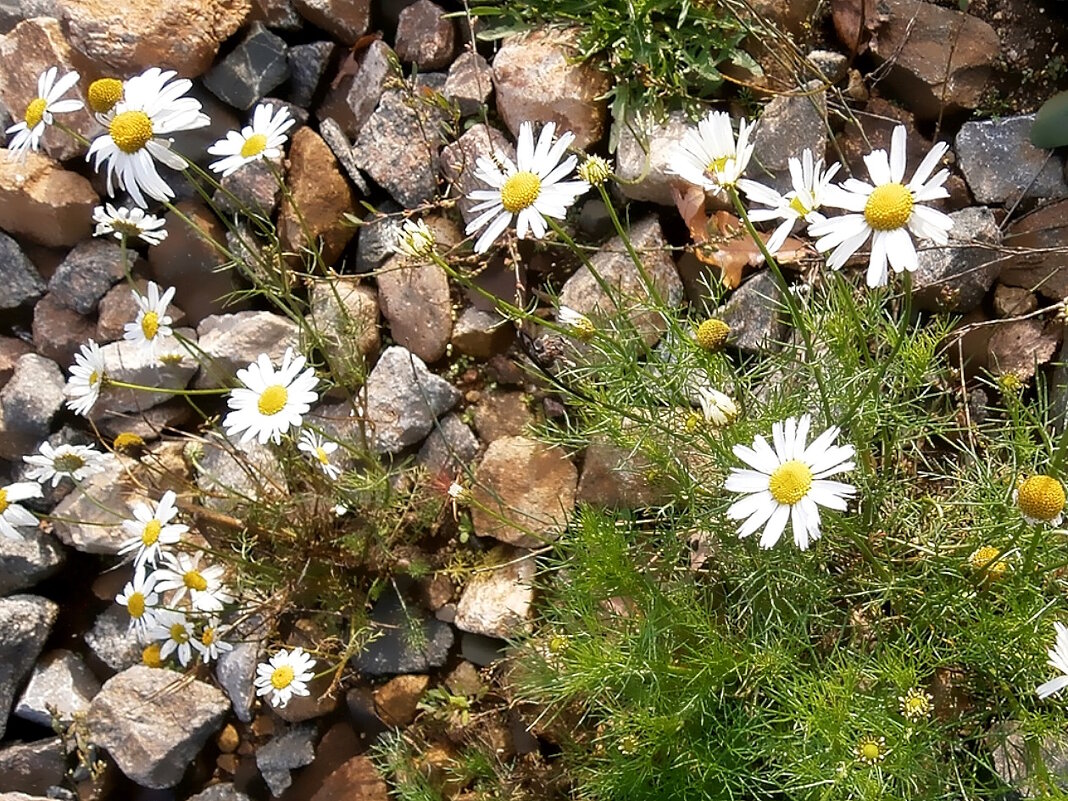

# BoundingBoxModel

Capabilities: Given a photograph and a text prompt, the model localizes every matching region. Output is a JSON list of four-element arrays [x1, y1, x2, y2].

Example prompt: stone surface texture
[[395, 0, 455, 70], [292, 0, 370, 45], [441, 123, 515, 226], [0, 526, 65, 597], [956, 114, 1068, 205], [615, 111, 695, 206], [454, 547, 535, 638], [912, 206, 1002, 313], [0, 595, 58, 740], [1001, 200, 1068, 302], [14, 648, 100, 726], [444, 50, 493, 116], [0, 150, 96, 247], [194, 311, 301, 388], [0, 231, 45, 310], [0, 353, 65, 460], [203, 21, 289, 109]]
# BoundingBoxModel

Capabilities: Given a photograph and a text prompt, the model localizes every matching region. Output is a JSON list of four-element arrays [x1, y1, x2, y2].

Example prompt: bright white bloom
[[93, 204, 168, 246], [725, 415, 856, 550], [696, 386, 739, 427], [123, 281, 175, 357], [395, 218, 436, 260], [808, 125, 953, 288], [150, 609, 195, 667], [224, 348, 319, 445], [298, 430, 341, 480], [558, 306, 596, 340], [207, 102, 294, 177], [116, 566, 160, 641], [669, 110, 755, 195], [466, 121, 590, 253], [191, 619, 233, 664], [86, 67, 210, 207], [23, 442, 111, 487], [6, 67, 83, 159], [255, 647, 316, 708], [65, 340, 106, 417], [738, 149, 841, 254], [118, 490, 188, 567], [154, 550, 233, 612], [1038, 622, 1068, 699], [0, 482, 42, 540]]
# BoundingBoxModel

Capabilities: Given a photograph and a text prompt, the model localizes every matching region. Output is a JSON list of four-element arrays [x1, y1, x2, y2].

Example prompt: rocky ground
[[1, 0, 1068, 799]]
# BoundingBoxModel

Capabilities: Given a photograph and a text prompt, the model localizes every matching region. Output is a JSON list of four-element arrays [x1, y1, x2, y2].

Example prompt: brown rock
[[577, 439, 668, 508], [309, 755, 388, 801], [0, 150, 96, 247], [492, 28, 611, 151], [472, 391, 534, 442], [992, 284, 1037, 318], [831, 0, 880, 52], [986, 319, 1061, 381], [59, 0, 251, 77], [1001, 201, 1068, 302], [441, 123, 515, 227], [395, 0, 456, 70], [747, 0, 819, 35], [444, 661, 482, 697], [444, 50, 493, 116], [450, 305, 514, 359], [373, 674, 428, 727], [316, 40, 398, 139], [471, 436, 577, 547], [308, 278, 379, 385], [216, 723, 240, 753], [280, 127, 356, 269], [292, 0, 371, 45], [0, 18, 98, 161], [32, 293, 96, 368], [0, 337, 32, 387]]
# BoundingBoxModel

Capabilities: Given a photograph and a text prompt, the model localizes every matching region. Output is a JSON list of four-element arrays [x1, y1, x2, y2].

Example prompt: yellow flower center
[[113, 432, 144, 452], [183, 570, 208, 592], [141, 519, 162, 546], [240, 132, 269, 159], [1018, 475, 1066, 521], [88, 78, 123, 114], [201, 627, 216, 646], [969, 545, 1007, 578], [270, 665, 295, 689], [170, 622, 190, 643], [142, 643, 163, 667], [863, 183, 914, 231], [500, 171, 541, 213], [768, 460, 813, 505], [789, 195, 811, 216], [88, 370, 101, 386], [111, 219, 144, 237], [706, 155, 730, 175], [24, 97, 47, 129], [695, 318, 730, 352], [257, 385, 288, 416], [53, 452, 86, 473], [140, 311, 160, 340], [127, 592, 145, 619], [316, 447, 330, 465], [860, 741, 881, 761], [900, 690, 932, 719], [0, 488, 7, 514], [109, 110, 153, 154]]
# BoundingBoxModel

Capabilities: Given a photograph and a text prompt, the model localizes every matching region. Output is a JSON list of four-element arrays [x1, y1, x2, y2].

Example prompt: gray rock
[[256, 723, 317, 796], [444, 51, 493, 116], [193, 430, 289, 514], [308, 278, 380, 386], [204, 22, 289, 110], [0, 354, 65, 461], [187, 784, 251, 801], [450, 305, 514, 359], [14, 649, 101, 727], [440, 123, 515, 226], [807, 49, 848, 81], [395, 0, 456, 70], [912, 206, 1001, 313], [215, 614, 269, 723], [95, 329, 199, 413], [990, 720, 1068, 798], [0, 231, 45, 310], [344, 39, 400, 136], [615, 111, 694, 205], [51, 456, 149, 554], [0, 525, 64, 596], [32, 293, 98, 369], [84, 605, 142, 673], [48, 239, 128, 315], [418, 413, 479, 476], [214, 155, 281, 216], [286, 41, 337, 108], [956, 114, 1068, 204], [292, 0, 371, 45], [0, 595, 58, 739], [718, 271, 788, 354], [354, 205, 405, 273], [194, 311, 301, 389], [318, 117, 371, 195], [88, 665, 230, 789], [0, 737, 66, 796], [352, 587, 454, 675], [364, 346, 462, 453], [748, 83, 828, 195], [459, 632, 505, 667], [454, 547, 534, 639]]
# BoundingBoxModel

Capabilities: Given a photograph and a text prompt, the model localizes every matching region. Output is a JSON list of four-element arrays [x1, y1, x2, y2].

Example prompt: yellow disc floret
[[969, 545, 1008, 579], [240, 133, 268, 159], [898, 687, 934, 722], [24, 97, 47, 129], [53, 452, 86, 473], [258, 385, 288, 416], [270, 665, 295, 689], [183, 570, 208, 592], [140, 311, 159, 340], [88, 78, 123, 114], [141, 519, 162, 546], [113, 432, 145, 454], [864, 183, 914, 231], [142, 643, 163, 667], [706, 155, 730, 175], [109, 110, 153, 154], [856, 735, 886, 764], [201, 627, 216, 646], [500, 171, 541, 213], [695, 318, 730, 352], [577, 155, 612, 186], [1017, 474, 1066, 522], [127, 592, 145, 619], [789, 195, 811, 216], [768, 460, 813, 506], [0, 488, 8, 514], [170, 622, 190, 643]]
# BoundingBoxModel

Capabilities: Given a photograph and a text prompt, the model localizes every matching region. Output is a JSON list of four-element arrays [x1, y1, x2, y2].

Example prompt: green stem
[[104, 378, 230, 395]]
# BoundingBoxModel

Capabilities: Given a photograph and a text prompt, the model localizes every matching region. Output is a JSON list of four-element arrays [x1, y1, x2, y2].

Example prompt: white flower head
[[65, 340, 107, 417], [0, 482, 43, 540], [6, 67, 83, 160], [465, 121, 590, 253], [23, 442, 111, 487], [86, 67, 210, 207], [297, 429, 341, 480], [808, 125, 953, 288], [669, 110, 755, 195], [191, 618, 233, 664], [123, 281, 175, 357], [149, 609, 195, 666], [725, 414, 856, 550], [395, 218, 436, 260], [93, 203, 168, 246], [118, 490, 188, 567], [207, 102, 294, 177], [558, 306, 596, 340], [1038, 622, 1068, 699], [116, 566, 160, 641], [224, 348, 319, 445], [696, 386, 739, 427], [738, 149, 841, 254], [153, 550, 233, 613], [255, 647, 316, 708]]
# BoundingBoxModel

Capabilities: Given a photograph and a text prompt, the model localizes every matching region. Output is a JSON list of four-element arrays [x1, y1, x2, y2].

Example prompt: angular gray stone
[[308, 278, 380, 385], [48, 239, 128, 315], [0, 525, 64, 596], [95, 329, 199, 413], [286, 40, 337, 108], [292, 0, 371, 45], [990, 720, 1068, 798], [194, 311, 301, 389], [615, 111, 694, 206], [0, 595, 58, 739], [956, 114, 1068, 205], [0, 353, 65, 461], [318, 117, 371, 195], [187, 784, 251, 801], [88, 666, 230, 789], [912, 206, 1001, 313], [444, 50, 493, 116], [395, 0, 456, 70], [352, 587, 454, 676], [364, 346, 462, 454], [718, 271, 788, 354], [354, 205, 404, 273], [84, 605, 141, 673], [193, 430, 288, 515], [14, 649, 101, 727], [0, 231, 45, 310], [256, 723, 317, 796], [0, 737, 65, 796], [214, 155, 281, 216], [204, 22, 289, 110], [748, 83, 828, 195], [418, 412, 479, 476], [441, 123, 515, 226], [215, 614, 269, 723], [454, 547, 534, 639], [51, 456, 149, 554], [344, 39, 400, 136], [450, 305, 514, 359]]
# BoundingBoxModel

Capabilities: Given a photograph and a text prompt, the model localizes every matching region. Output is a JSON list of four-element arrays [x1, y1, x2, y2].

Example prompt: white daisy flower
[[254, 647, 316, 708], [207, 102, 294, 178], [1014, 474, 1066, 526], [23, 442, 111, 487], [298, 430, 342, 480], [191, 618, 233, 664], [1038, 622, 1068, 699], [696, 386, 739, 427], [123, 281, 175, 357], [465, 120, 590, 254], [149, 609, 195, 667], [65, 340, 107, 417], [116, 566, 160, 641], [93, 203, 168, 246], [725, 414, 857, 550], [394, 218, 436, 260], [154, 550, 233, 613], [807, 125, 954, 288], [86, 67, 210, 208], [118, 490, 188, 567], [224, 348, 320, 445], [668, 110, 755, 196], [738, 149, 841, 254], [5, 67, 83, 159], [558, 306, 596, 340], [0, 482, 43, 540]]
